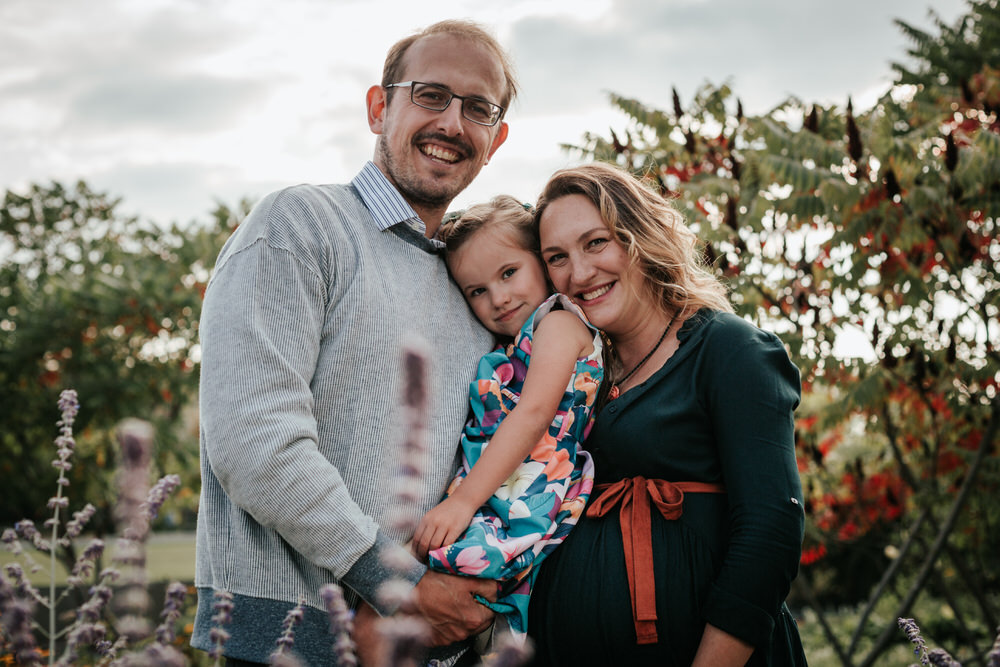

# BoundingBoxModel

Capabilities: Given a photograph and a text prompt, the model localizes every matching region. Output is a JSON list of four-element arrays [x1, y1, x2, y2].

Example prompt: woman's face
[[538, 194, 654, 336]]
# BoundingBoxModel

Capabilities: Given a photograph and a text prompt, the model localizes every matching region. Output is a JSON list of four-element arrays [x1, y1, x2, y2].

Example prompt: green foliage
[[0, 181, 246, 534], [566, 1, 1000, 664]]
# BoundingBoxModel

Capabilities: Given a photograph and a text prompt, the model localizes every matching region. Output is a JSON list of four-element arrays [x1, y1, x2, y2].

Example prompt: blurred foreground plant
[[899, 617, 1000, 667], [0, 389, 359, 666], [0, 181, 250, 536]]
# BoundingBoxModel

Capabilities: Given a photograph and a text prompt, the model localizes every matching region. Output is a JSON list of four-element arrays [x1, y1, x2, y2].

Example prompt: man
[[191, 20, 516, 666]]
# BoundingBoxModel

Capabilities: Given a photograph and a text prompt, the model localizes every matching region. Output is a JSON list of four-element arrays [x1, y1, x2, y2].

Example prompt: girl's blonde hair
[[438, 195, 536, 255], [534, 162, 733, 319]]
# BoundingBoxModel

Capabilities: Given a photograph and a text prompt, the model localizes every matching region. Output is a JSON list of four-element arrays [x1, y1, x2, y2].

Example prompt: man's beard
[[376, 134, 476, 210]]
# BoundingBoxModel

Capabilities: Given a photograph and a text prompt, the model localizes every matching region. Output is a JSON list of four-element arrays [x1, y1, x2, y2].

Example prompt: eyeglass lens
[[410, 83, 500, 126]]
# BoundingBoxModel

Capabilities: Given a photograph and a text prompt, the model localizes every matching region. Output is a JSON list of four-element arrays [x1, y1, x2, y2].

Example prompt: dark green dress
[[527, 310, 808, 666]]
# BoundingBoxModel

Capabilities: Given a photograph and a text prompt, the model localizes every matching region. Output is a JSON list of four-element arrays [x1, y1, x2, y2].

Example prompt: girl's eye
[[468, 287, 485, 297], [502, 267, 517, 279]]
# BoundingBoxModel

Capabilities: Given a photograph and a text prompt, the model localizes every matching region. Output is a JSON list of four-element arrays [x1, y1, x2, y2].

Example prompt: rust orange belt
[[584, 476, 726, 644]]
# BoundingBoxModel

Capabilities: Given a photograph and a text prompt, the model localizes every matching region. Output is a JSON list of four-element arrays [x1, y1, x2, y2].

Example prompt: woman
[[526, 162, 807, 666]]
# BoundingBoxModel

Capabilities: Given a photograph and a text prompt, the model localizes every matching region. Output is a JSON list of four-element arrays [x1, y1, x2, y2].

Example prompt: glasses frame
[[384, 81, 505, 127]]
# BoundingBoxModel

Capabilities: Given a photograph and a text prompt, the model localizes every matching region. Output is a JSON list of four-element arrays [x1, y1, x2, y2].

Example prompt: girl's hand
[[413, 496, 478, 559]]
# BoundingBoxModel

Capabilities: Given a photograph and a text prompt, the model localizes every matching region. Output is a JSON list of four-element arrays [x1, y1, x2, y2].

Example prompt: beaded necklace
[[608, 310, 679, 400]]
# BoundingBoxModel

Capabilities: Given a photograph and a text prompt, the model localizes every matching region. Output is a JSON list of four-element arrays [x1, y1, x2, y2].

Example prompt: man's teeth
[[581, 285, 611, 300], [421, 145, 460, 162]]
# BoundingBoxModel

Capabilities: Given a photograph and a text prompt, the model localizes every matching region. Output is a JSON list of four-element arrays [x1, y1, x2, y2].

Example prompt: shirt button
[[608, 405, 617, 413]]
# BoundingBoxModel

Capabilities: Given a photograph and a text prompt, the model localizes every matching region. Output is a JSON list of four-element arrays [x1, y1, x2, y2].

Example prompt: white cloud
[[0, 0, 969, 225]]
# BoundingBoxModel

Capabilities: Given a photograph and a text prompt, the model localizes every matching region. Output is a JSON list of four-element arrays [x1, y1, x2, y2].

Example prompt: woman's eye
[[587, 237, 608, 249], [545, 253, 567, 266]]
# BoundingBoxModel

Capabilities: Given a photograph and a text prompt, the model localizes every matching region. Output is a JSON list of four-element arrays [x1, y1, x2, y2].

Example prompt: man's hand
[[412, 497, 477, 559], [352, 602, 384, 666], [409, 570, 496, 646]]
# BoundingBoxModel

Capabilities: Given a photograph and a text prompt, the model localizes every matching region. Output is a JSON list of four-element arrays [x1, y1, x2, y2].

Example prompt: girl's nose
[[492, 289, 511, 308]]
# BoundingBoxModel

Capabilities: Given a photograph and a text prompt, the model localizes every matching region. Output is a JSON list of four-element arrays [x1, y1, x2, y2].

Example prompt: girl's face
[[539, 194, 654, 336], [448, 225, 550, 339]]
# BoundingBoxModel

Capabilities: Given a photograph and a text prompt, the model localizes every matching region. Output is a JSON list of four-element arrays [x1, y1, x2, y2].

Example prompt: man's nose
[[434, 99, 466, 135]]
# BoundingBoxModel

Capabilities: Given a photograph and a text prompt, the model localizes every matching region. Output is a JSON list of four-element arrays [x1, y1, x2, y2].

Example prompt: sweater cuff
[[703, 583, 776, 649], [341, 530, 427, 615]]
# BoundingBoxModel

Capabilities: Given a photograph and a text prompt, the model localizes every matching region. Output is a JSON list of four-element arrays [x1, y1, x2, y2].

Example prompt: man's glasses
[[384, 81, 505, 127]]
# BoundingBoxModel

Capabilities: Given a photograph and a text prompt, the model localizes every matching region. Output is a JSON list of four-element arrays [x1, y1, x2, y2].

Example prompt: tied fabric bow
[[584, 476, 725, 644]]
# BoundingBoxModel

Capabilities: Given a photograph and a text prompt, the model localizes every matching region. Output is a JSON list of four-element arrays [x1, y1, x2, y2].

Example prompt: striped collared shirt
[[351, 161, 445, 249]]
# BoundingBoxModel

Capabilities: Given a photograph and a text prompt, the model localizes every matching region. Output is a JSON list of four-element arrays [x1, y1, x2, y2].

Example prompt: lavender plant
[[899, 617, 1000, 667], [368, 341, 534, 667], [0, 390, 187, 665], [320, 583, 357, 667], [372, 341, 436, 667], [207, 590, 233, 665], [267, 597, 307, 666]]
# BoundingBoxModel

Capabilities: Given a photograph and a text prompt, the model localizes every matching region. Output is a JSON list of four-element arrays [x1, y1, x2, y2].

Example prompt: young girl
[[412, 195, 604, 642]]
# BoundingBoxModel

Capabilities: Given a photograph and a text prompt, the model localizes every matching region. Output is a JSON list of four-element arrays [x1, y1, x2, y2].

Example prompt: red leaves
[[801, 543, 827, 565]]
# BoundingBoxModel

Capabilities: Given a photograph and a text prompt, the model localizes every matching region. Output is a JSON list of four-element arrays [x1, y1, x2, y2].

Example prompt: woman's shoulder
[[685, 310, 799, 389], [686, 309, 782, 347]]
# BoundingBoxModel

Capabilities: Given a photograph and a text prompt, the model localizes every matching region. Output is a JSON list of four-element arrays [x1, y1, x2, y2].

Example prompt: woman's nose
[[569, 256, 597, 285]]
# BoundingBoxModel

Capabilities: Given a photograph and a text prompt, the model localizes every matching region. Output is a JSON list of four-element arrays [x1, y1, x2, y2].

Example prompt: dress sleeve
[[698, 316, 804, 648]]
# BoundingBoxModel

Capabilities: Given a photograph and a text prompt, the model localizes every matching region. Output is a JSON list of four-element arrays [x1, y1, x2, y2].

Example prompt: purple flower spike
[[927, 647, 962, 666], [899, 617, 930, 666], [272, 598, 306, 659], [57, 389, 79, 416], [209, 590, 234, 660], [47, 496, 70, 511], [320, 583, 357, 667], [155, 581, 188, 646], [143, 474, 182, 522], [0, 587, 42, 666], [64, 504, 97, 540]]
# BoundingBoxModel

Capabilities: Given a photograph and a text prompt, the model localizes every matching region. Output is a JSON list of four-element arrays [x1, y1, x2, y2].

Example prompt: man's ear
[[484, 121, 509, 165], [366, 85, 387, 134]]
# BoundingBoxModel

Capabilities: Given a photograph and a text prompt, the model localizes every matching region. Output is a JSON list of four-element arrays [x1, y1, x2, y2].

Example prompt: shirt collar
[[352, 162, 444, 248]]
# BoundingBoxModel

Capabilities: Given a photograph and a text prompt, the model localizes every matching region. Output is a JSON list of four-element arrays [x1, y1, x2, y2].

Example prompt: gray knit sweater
[[191, 163, 493, 664]]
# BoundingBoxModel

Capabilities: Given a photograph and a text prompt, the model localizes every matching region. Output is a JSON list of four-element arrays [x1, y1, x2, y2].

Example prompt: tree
[[565, 1, 998, 664], [0, 181, 246, 538]]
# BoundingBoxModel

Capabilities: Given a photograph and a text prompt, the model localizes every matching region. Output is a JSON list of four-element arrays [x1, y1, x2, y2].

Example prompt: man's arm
[[199, 194, 410, 612], [201, 191, 499, 639]]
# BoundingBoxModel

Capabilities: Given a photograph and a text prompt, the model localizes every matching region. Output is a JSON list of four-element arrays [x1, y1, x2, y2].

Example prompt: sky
[[0, 0, 970, 228]]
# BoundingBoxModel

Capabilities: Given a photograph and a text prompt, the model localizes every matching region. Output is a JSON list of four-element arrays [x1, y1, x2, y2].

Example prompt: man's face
[[367, 34, 509, 217]]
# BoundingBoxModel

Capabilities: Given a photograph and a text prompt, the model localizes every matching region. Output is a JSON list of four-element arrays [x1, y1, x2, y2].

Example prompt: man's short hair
[[381, 19, 519, 113]]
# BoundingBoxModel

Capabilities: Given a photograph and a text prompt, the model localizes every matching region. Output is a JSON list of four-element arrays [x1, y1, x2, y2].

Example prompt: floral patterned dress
[[427, 293, 604, 639]]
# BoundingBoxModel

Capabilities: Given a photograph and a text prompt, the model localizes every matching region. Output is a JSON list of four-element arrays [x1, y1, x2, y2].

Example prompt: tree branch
[[859, 394, 1000, 667]]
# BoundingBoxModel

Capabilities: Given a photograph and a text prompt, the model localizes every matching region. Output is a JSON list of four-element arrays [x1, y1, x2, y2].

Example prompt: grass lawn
[[1, 531, 197, 586]]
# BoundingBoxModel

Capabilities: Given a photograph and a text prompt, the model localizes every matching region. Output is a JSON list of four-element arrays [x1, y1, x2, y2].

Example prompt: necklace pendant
[[609, 385, 620, 400]]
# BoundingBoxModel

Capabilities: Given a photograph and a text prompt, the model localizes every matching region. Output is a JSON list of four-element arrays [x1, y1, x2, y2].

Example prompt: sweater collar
[[351, 162, 445, 250]]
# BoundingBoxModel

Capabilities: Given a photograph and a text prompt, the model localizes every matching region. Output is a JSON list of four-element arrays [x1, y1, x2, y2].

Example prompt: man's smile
[[419, 143, 462, 163]]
